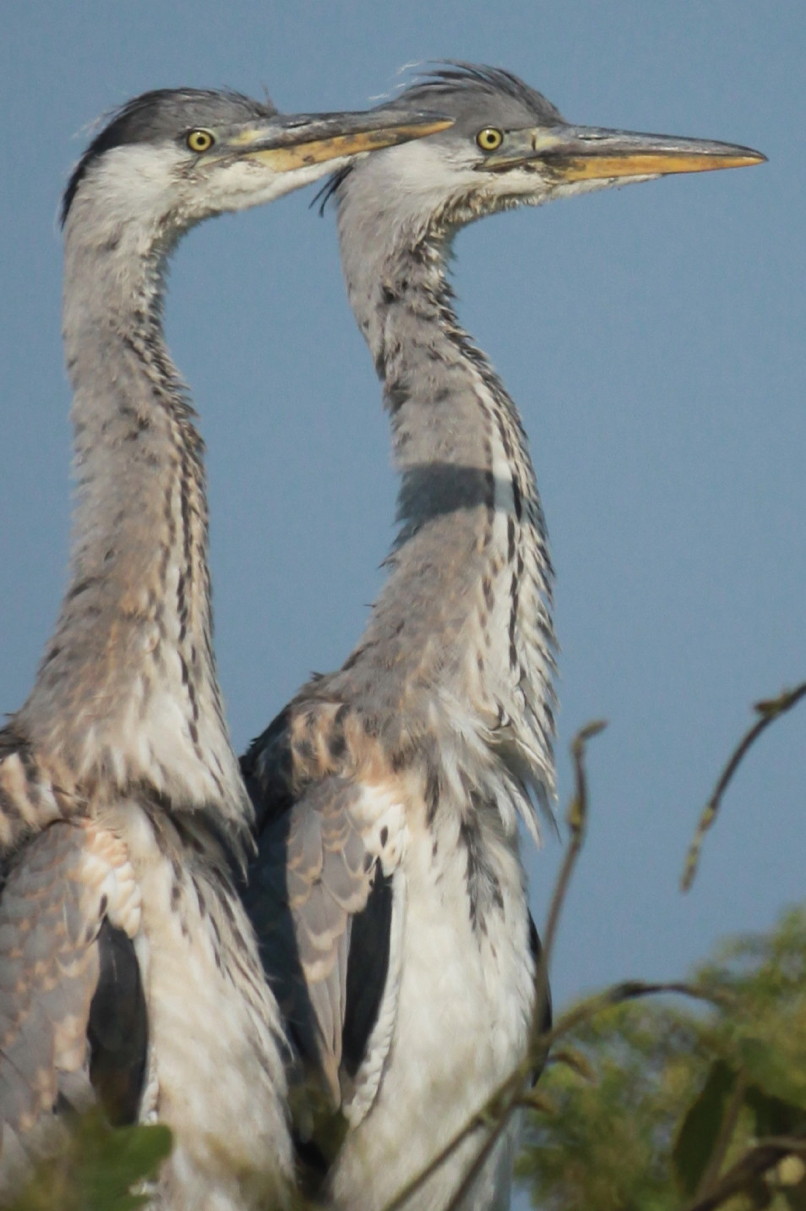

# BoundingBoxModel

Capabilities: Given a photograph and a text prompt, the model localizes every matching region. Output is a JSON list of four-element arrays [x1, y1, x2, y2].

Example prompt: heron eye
[[476, 127, 504, 152], [186, 129, 215, 154]]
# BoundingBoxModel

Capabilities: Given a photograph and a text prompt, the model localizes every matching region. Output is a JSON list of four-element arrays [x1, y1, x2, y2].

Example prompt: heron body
[[243, 65, 764, 1211], [0, 89, 448, 1209]]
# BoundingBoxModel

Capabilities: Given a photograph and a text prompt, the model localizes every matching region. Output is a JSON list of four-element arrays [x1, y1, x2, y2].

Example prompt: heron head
[[61, 88, 452, 236], [329, 63, 765, 236]]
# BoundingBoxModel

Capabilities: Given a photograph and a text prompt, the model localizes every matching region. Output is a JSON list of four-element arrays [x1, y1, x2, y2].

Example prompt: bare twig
[[532, 720, 606, 1056], [537, 721, 605, 997], [542, 721, 606, 974], [681, 682, 806, 892], [536, 980, 723, 1053]]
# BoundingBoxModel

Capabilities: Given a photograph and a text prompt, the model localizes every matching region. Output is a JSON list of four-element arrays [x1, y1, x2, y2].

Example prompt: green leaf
[[8, 1116, 173, 1211], [744, 1084, 806, 1138], [738, 1037, 806, 1110], [81, 1122, 173, 1209], [673, 1059, 738, 1196]]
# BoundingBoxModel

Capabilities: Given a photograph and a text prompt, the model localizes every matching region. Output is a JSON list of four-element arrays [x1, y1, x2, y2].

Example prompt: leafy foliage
[[8, 1114, 172, 1211], [518, 907, 806, 1211]]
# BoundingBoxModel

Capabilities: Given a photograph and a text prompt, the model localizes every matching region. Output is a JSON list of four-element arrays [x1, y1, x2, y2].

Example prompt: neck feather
[[332, 213, 556, 809], [18, 212, 247, 827]]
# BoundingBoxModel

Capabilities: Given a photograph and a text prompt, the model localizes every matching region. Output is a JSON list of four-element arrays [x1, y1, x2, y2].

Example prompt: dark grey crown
[[62, 88, 275, 225], [384, 63, 564, 128]]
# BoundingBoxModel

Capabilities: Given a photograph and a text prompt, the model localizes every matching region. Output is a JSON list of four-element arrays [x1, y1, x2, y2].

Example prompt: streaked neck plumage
[[16, 197, 247, 829], [332, 188, 556, 820]]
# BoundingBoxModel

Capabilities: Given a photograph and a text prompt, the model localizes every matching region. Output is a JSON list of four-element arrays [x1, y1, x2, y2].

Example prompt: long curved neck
[[333, 213, 556, 805], [17, 212, 246, 825]]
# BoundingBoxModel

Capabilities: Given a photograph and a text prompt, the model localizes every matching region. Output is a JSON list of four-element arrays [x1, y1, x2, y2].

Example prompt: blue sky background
[[1, 2, 803, 1194]]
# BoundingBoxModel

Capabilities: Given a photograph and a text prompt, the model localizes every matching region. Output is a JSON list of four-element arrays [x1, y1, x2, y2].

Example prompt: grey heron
[[242, 64, 764, 1211], [0, 87, 449, 1209]]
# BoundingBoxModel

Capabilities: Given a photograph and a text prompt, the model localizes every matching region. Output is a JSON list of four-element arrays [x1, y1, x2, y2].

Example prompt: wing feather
[[246, 771, 406, 1121], [0, 819, 143, 1191]]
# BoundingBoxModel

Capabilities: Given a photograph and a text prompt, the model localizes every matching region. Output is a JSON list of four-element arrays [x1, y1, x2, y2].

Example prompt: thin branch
[[681, 682, 806, 892], [535, 980, 722, 1054], [682, 1128, 806, 1211], [542, 721, 606, 972], [532, 721, 606, 1053]]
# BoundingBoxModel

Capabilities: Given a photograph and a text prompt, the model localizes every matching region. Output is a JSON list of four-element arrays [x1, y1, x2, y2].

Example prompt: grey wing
[[0, 820, 145, 1193], [245, 774, 406, 1123]]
